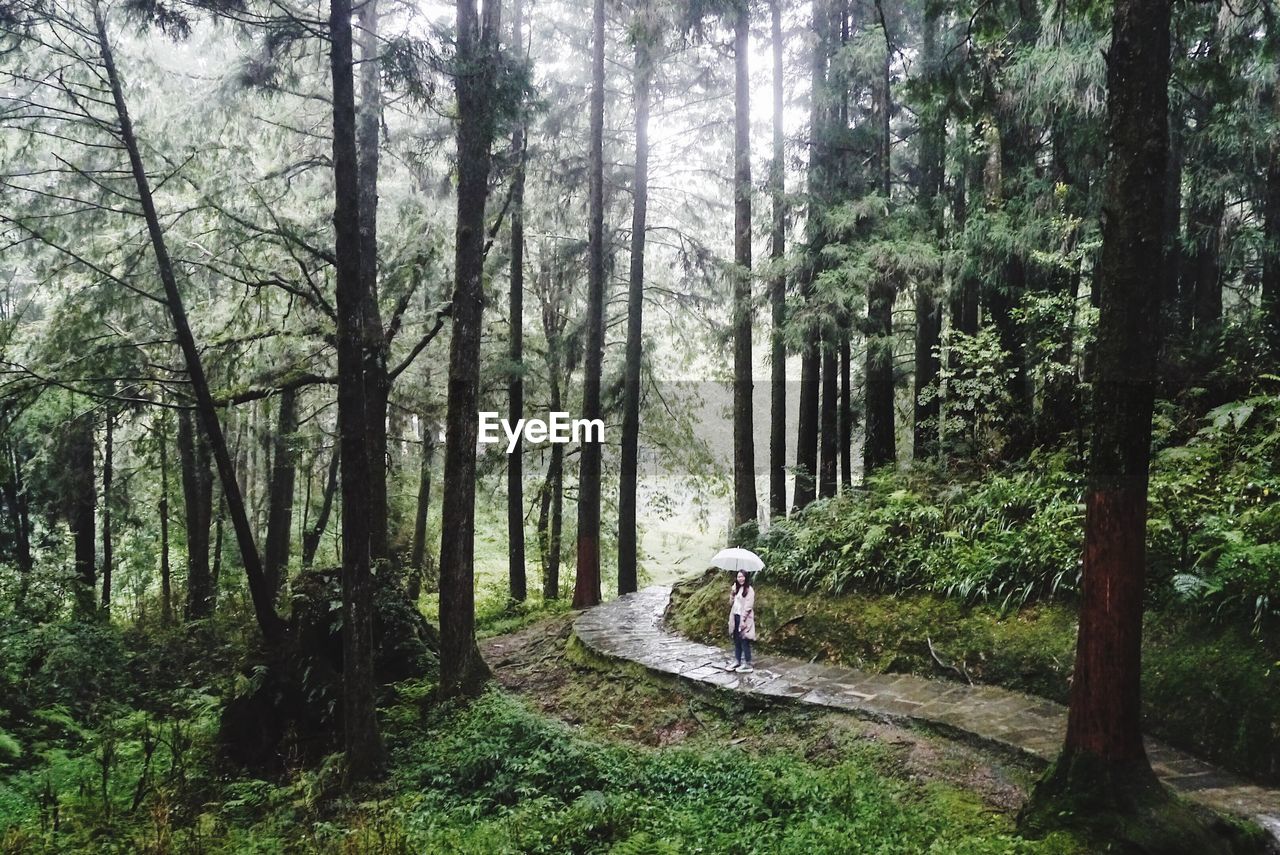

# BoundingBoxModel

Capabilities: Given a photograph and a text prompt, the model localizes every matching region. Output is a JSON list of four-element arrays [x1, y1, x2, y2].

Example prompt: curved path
[[574, 585, 1280, 840]]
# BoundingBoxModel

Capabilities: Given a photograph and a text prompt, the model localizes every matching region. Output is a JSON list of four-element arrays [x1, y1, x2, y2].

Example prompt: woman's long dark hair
[[732, 574, 752, 597]]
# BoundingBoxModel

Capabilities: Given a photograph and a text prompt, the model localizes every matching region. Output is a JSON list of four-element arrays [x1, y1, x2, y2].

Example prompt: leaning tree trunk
[[618, 12, 652, 595], [330, 0, 384, 777], [731, 2, 757, 532], [507, 0, 528, 603], [1023, 0, 1191, 840], [94, 2, 284, 642], [574, 0, 606, 608], [767, 0, 787, 519], [438, 0, 499, 697]]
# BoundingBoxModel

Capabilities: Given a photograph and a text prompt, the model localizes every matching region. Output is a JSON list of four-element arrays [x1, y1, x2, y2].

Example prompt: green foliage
[[756, 451, 1085, 610], [391, 690, 1077, 854], [756, 388, 1280, 630]]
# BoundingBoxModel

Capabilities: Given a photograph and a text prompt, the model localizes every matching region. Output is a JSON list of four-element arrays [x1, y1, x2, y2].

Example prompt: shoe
[[737, 664, 754, 674]]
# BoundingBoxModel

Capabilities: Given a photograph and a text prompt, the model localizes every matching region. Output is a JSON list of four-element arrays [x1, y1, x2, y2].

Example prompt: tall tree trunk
[[1028, 0, 1170, 813], [1266, 136, 1280, 340], [158, 416, 172, 625], [177, 408, 214, 619], [574, 0, 606, 608], [819, 338, 837, 497], [863, 10, 895, 476], [732, 2, 757, 532], [539, 445, 564, 600], [408, 426, 434, 602], [839, 335, 852, 487], [1186, 194, 1224, 337], [302, 446, 339, 568], [768, 0, 787, 519], [68, 411, 96, 615], [506, 0, 528, 603], [263, 387, 297, 597], [618, 12, 651, 594], [793, 0, 830, 514], [4, 444, 34, 603], [93, 3, 283, 642], [439, 0, 498, 696], [913, 0, 944, 462], [100, 406, 113, 611], [357, 0, 391, 565], [330, 0, 384, 776]]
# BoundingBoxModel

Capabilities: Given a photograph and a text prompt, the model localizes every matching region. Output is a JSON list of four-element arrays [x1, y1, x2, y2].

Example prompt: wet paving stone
[[573, 585, 1280, 840]]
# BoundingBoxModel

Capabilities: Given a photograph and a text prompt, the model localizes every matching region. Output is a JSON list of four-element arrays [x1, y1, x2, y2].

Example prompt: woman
[[728, 570, 756, 673]]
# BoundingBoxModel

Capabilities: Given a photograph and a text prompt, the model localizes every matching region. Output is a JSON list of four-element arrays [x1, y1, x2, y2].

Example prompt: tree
[[793, 0, 831, 514], [91, 0, 286, 642], [767, 0, 788, 518], [731, 0, 757, 531], [862, 3, 894, 476], [507, 0, 529, 604], [329, 0, 384, 776], [1020, 0, 1226, 845], [573, 0, 606, 609], [438, 0, 500, 697], [262, 388, 297, 597], [912, 0, 944, 462], [618, 0, 656, 596]]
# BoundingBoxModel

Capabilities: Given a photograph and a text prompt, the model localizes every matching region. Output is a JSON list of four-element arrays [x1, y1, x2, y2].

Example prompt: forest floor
[[480, 612, 1040, 814]]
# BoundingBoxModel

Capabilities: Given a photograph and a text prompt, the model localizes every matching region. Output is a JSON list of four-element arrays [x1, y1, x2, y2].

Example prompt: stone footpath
[[573, 585, 1280, 841]]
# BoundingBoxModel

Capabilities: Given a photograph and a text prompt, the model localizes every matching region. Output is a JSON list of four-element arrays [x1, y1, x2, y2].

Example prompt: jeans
[[733, 614, 752, 664]]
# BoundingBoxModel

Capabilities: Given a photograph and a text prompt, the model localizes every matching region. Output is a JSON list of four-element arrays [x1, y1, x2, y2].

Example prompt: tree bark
[[732, 2, 757, 532], [863, 9, 895, 476], [408, 426, 434, 601], [330, 0, 384, 776], [93, 2, 284, 642], [263, 387, 297, 597], [177, 408, 214, 619], [302, 446, 339, 568], [574, 0, 605, 608], [507, 0, 528, 603], [100, 405, 113, 611], [357, 0, 391, 565], [439, 0, 499, 696], [793, 0, 830, 515], [68, 411, 96, 615], [1037, 0, 1170, 806], [768, 0, 787, 519], [838, 334, 852, 488], [913, 0, 944, 462], [158, 416, 172, 625], [618, 10, 651, 595], [819, 337, 837, 497]]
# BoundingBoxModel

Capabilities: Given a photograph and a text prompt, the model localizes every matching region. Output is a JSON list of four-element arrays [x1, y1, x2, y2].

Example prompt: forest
[[0, 0, 1278, 848]]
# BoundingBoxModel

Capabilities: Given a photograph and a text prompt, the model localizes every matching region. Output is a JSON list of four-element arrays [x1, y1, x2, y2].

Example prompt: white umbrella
[[709, 547, 764, 575]]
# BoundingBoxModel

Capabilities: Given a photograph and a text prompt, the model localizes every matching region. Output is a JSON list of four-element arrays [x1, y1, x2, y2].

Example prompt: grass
[[0, 606, 1089, 854]]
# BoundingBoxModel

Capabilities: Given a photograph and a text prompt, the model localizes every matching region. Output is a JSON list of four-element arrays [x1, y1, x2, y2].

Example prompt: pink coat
[[728, 585, 757, 640]]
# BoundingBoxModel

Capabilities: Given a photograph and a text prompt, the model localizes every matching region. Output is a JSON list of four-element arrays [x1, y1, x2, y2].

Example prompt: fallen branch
[[926, 636, 974, 685]]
